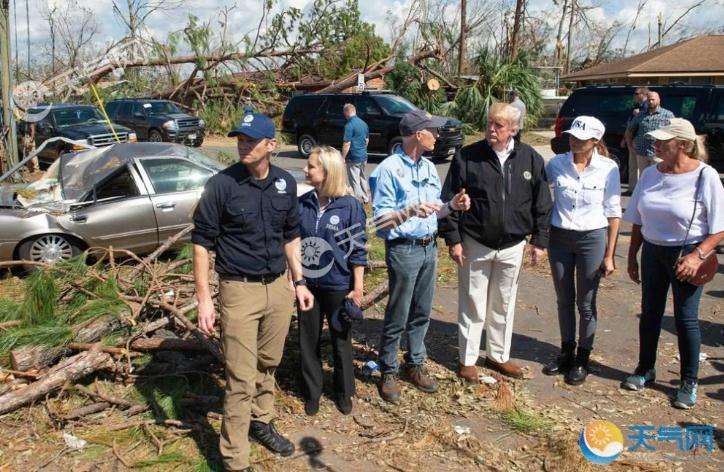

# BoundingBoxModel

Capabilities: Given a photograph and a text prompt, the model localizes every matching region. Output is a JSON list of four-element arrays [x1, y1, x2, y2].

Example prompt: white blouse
[[546, 151, 622, 231], [623, 162, 724, 246]]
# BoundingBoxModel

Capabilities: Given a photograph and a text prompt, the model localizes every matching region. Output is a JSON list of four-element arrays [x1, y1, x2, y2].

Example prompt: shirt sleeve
[[283, 179, 301, 241], [347, 200, 368, 267], [191, 177, 224, 249], [622, 175, 643, 225], [529, 151, 553, 248], [439, 150, 464, 246], [702, 166, 724, 235], [370, 166, 398, 219], [603, 164, 622, 219], [343, 121, 353, 143]]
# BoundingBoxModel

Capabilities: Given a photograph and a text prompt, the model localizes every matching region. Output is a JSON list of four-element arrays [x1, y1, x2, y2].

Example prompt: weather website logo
[[579, 420, 624, 465]]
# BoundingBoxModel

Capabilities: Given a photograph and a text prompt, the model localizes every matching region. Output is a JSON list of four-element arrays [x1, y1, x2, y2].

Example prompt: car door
[[132, 103, 150, 140], [705, 89, 724, 172], [66, 164, 159, 254], [116, 102, 133, 130], [318, 96, 348, 146], [354, 96, 385, 152], [136, 157, 215, 243]]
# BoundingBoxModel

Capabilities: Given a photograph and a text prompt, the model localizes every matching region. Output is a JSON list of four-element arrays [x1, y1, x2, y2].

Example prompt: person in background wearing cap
[[192, 113, 314, 471], [541, 116, 621, 385], [297, 145, 368, 416], [624, 91, 674, 193], [441, 102, 552, 382], [509, 90, 526, 143], [370, 109, 470, 404], [621, 118, 724, 409]]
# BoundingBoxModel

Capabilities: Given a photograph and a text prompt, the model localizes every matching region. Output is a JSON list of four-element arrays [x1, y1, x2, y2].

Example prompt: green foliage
[[385, 61, 447, 114], [16, 271, 57, 326], [500, 407, 551, 433], [135, 452, 189, 468], [0, 324, 73, 355], [0, 299, 21, 322]]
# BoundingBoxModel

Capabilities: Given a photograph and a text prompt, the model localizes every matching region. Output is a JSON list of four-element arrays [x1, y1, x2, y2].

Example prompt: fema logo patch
[[243, 114, 254, 123], [396, 167, 405, 178], [275, 178, 287, 193], [329, 215, 340, 225], [523, 171, 532, 181]]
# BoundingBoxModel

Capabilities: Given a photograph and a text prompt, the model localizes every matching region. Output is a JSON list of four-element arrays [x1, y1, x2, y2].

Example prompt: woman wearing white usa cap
[[543, 116, 622, 385], [622, 118, 724, 409]]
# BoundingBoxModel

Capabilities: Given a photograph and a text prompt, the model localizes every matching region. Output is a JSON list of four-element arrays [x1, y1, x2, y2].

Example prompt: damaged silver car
[[0, 142, 313, 270]]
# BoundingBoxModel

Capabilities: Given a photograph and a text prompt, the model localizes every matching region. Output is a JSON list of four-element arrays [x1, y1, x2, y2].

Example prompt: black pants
[[299, 288, 355, 401]]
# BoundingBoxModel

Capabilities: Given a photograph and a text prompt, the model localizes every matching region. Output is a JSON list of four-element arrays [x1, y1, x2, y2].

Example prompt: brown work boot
[[457, 364, 479, 383], [402, 364, 439, 393], [378, 373, 401, 404], [484, 357, 525, 379]]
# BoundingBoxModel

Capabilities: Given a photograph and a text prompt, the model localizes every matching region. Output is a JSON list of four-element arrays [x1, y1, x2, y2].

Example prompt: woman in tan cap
[[622, 118, 724, 409]]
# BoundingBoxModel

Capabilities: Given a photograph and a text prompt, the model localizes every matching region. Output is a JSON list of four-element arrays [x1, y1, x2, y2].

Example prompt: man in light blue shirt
[[369, 110, 469, 404], [342, 103, 370, 203]]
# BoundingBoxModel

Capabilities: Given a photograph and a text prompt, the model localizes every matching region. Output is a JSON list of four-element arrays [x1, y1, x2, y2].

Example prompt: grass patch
[[135, 452, 189, 468], [499, 407, 551, 433]]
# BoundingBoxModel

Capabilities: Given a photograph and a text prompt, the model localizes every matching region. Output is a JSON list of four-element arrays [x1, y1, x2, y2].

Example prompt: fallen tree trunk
[[130, 337, 206, 351], [11, 314, 125, 371], [361, 282, 389, 311], [0, 347, 113, 415]]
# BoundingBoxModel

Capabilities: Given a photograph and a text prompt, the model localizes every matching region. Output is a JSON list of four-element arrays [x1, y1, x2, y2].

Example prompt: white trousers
[[458, 237, 526, 366]]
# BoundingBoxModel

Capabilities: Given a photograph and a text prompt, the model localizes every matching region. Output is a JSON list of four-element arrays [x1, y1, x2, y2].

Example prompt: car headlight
[[199, 119, 205, 128], [129, 133, 137, 143], [162, 120, 178, 130]]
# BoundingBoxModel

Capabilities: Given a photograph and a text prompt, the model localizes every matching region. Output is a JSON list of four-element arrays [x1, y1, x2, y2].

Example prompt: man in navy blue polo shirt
[[342, 103, 370, 203], [192, 113, 314, 472]]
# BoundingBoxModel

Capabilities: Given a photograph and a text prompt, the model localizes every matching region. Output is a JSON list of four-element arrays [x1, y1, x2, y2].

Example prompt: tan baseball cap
[[646, 118, 697, 141]]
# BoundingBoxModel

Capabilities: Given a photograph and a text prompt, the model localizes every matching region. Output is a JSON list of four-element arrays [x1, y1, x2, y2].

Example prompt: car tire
[[18, 234, 83, 273], [149, 129, 164, 142], [192, 137, 203, 147], [298, 134, 316, 158], [388, 137, 403, 155]]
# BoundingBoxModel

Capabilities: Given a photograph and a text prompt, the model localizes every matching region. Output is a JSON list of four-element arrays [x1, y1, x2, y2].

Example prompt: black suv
[[281, 91, 464, 159], [30, 103, 135, 162], [105, 99, 205, 147], [551, 85, 724, 179]]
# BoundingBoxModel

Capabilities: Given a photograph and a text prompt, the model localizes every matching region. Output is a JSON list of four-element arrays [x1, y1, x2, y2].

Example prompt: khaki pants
[[346, 160, 370, 203], [630, 153, 661, 192], [218, 275, 295, 471], [458, 238, 526, 366]]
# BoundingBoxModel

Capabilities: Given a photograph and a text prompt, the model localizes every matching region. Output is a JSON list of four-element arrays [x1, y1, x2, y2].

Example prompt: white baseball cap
[[564, 116, 605, 141], [646, 118, 696, 141]]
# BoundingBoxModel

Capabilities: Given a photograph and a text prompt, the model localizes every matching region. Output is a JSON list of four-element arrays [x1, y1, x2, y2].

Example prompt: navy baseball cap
[[331, 299, 364, 332], [399, 110, 448, 136], [228, 113, 276, 139]]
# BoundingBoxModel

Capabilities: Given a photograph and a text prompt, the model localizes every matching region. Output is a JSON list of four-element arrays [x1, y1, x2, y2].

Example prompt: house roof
[[562, 35, 724, 81]]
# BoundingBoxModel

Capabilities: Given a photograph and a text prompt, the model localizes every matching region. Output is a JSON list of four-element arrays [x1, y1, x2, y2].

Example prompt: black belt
[[388, 233, 438, 247], [221, 273, 283, 284]]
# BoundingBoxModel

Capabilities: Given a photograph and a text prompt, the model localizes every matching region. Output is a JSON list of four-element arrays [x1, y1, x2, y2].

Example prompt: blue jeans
[[548, 227, 607, 350], [378, 240, 438, 374], [638, 241, 703, 382]]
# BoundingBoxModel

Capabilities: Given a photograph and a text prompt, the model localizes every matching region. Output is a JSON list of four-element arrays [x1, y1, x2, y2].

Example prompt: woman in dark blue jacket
[[298, 146, 368, 416]]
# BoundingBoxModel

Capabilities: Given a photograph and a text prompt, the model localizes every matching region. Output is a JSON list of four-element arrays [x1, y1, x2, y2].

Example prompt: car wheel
[[388, 137, 403, 155], [192, 138, 203, 147], [18, 234, 83, 272], [298, 134, 316, 158], [149, 129, 164, 142]]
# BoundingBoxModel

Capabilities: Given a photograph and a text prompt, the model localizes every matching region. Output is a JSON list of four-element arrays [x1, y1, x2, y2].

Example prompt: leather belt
[[221, 273, 283, 284], [388, 233, 438, 247]]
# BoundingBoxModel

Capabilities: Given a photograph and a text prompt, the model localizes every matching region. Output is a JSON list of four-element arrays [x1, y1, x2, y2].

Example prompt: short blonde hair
[[310, 146, 349, 197], [487, 102, 521, 132], [682, 136, 709, 162]]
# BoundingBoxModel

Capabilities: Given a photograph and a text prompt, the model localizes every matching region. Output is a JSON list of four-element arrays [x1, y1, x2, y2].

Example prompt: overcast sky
[[10, 0, 724, 67]]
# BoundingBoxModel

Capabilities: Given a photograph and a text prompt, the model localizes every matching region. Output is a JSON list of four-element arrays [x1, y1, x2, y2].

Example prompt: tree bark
[[458, 0, 466, 75], [10, 314, 124, 371], [0, 348, 113, 415], [509, 0, 526, 61]]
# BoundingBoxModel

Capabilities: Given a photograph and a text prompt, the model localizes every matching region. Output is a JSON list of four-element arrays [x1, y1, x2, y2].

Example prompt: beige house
[[562, 35, 724, 86]]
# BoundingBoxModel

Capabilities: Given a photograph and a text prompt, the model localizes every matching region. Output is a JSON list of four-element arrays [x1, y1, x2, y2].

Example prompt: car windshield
[[186, 149, 225, 172], [142, 101, 182, 115], [52, 107, 106, 127], [374, 95, 418, 114]]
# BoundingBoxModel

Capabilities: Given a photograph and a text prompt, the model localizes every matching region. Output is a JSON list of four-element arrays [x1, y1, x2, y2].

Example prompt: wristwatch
[[446, 201, 455, 212], [695, 247, 708, 260], [293, 279, 307, 288]]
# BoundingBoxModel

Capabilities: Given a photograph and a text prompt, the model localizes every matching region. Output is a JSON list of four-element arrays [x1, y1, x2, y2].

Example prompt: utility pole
[[510, 0, 525, 61], [458, 0, 466, 76], [565, 0, 575, 74], [1, 0, 19, 171], [657, 12, 663, 48]]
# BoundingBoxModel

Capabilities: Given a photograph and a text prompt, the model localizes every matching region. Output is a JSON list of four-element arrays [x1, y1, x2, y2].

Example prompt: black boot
[[543, 341, 576, 376], [249, 421, 295, 456], [565, 348, 591, 385]]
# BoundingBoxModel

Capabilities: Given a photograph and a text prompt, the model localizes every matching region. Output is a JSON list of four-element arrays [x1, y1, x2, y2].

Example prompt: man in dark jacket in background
[[441, 102, 552, 382]]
